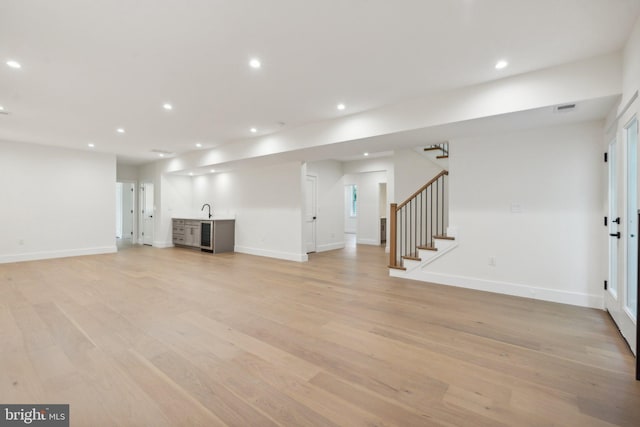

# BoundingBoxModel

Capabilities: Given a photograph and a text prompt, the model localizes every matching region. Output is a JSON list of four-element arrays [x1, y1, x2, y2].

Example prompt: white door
[[304, 175, 317, 253], [606, 120, 638, 355], [142, 182, 154, 246], [122, 182, 135, 241], [625, 118, 638, 350]]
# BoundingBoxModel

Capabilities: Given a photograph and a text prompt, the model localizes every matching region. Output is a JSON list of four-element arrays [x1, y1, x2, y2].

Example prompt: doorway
[[344, 184, 357, 240], [141, 182, 154, 246], [606, 118, 638, 356], [116, 182, 135, 247], [304, 175, 317, 253], [379, 182, 387, 245]]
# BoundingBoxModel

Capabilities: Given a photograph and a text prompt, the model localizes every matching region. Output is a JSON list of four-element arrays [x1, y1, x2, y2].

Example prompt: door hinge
[[604, 216, 608, 226], [142, 232, 144, 236], [604, 152, 608, 163], [604, 280, 608, 290], [130, 188, 134, 192]]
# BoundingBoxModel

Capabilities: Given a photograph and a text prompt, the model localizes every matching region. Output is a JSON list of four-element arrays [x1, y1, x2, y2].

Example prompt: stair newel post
[[390, 203, 398, 267]]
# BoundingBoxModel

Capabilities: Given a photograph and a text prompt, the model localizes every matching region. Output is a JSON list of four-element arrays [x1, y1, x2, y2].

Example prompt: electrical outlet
[[488, 256, 496, 266]]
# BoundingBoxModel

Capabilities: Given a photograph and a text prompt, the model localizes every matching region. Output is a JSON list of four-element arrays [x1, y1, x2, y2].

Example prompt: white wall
[[306, 160, 345, 252], [413, 122, 605, 308], [622, 15, 640, 109], [191, 162, 306, 261], [116, 163, 138, 182], [393, 148, 444, 203], [159, 174, 193, 247], [0, 141, 116, 263]]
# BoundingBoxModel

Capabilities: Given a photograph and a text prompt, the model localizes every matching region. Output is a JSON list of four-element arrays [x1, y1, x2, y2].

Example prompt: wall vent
[[554, 103, 577, 113]]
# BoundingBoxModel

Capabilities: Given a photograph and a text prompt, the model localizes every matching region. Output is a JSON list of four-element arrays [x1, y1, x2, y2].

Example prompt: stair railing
[[423, 142, 449, 157], [389, 170, 449, 268]]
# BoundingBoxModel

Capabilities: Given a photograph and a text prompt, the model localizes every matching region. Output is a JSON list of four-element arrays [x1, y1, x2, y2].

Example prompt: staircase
[[388, 166, 457, 274], [423, 142, 449, 159]]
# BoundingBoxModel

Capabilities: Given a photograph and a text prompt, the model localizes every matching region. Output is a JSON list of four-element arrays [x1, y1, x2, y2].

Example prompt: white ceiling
[[0, 0, 638, 164]]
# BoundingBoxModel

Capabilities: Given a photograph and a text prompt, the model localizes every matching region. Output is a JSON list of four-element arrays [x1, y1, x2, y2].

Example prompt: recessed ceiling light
[[88, 143, 95, 148], [210, 169, 216, 173], [250, 127, 257, 133], [495, 60, 508, 70], [163, 103, 173, 110], [364, 152, 369, 156], [116, 128, 125, 134], [159, 153, 165, 157], [195, 143, 202, 148], [0, 106, 4, 111], [189, 172, 194, 176], [6, 60, 21, 69], [337, 103, 346, 111], [249, 58, 261, 69]]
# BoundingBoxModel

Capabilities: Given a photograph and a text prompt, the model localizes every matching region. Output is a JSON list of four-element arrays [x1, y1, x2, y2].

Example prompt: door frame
[[140, 181, 155, 246], [117, 180, 137, 244], [304, 174, 318, 253], [605, 112, 638, 360]]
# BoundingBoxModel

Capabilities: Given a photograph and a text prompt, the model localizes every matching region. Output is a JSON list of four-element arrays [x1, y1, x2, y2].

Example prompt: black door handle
[[313, 216, 317, 220], [610, 232, 621, 239], [613, 217, 621, 224]]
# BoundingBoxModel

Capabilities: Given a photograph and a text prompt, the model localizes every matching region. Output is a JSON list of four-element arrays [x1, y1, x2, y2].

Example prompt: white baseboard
[[234, 245, 308, 262], [152, 240, 174, 249], [0, 246, 117, 264], [316, 242, 345, 252], [357, 238, 381, 246], [394, 270, 603, 309]]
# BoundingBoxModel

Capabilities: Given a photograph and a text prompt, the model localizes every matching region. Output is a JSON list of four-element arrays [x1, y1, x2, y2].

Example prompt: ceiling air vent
[[554, 103, 577, 113]]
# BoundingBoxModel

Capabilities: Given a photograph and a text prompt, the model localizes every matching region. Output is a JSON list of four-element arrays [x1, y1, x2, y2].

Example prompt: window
[[349, 185, 357, 217]]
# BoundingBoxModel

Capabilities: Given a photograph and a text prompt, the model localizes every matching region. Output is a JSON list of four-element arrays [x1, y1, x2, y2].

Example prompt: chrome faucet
[[201, 203, 212, 219]]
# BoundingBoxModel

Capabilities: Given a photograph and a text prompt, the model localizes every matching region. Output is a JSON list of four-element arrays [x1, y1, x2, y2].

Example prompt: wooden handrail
[[397, 170, 448, 210], [389, 203, 398, 267], [389, 170, 449, 268]]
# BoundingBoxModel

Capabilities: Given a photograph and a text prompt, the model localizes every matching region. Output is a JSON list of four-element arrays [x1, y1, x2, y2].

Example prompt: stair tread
[[417, 245, 437, 251], [436, 155, 449, 159], [433, 235, 455, 240], [423, 147, 442, 151], [402, 255, 421, 261], [388, 265, 407, 271]]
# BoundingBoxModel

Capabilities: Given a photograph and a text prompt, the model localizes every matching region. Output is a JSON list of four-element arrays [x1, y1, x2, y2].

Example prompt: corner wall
[[414, 121, 606, 308], [0, 141, 117, 263], [192, 161, 306, 261]]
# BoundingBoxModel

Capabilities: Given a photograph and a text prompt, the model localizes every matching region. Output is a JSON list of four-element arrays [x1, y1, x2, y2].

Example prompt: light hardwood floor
[[1, 243, 639, 426]]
